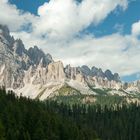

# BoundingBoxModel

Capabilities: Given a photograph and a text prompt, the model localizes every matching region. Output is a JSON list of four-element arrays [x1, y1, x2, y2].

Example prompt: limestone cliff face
[[24, 60, 65, 85], [86, 76, 122, 89], [64, 64, 122, 89], [47, 61, 65, 82], [0, 24, 140, 100], [0, 39, 25, 89], [124, 80, 140, 92], [75, 73, 85, 83], [0, 25, 53, 89]]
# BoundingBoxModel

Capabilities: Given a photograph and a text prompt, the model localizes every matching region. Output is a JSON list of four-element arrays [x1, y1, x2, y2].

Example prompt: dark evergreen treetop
[[0, 88, 140, 140]]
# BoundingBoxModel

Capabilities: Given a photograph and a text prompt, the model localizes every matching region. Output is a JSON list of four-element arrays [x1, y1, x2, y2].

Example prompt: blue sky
[[9, 0, 49, 15], [82, 0, 140, 37], [9, 0, 140, 37], [1, 0, 140, 82]]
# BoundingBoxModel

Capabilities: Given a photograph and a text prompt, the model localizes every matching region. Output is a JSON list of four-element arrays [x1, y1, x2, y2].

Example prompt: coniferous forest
[[0, 88, 140, 140]]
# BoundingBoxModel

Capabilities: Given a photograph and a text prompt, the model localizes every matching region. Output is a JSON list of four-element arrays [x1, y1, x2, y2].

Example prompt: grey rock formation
[[28, 46, 53, 67], [0, 24, 53, 89], [114, 73, 120, 82], [80, 66, 120, 82], [91, 66, 104, 77], [47, 61, 65, 82], [105, 70, 114, 81], [80, 65, 91, 76], [0, 40, 24, 89], [0, 25, 14, 47], [0, 24, 139, 99], [65, 65, 77, 79], [13, 39, 27, 56]]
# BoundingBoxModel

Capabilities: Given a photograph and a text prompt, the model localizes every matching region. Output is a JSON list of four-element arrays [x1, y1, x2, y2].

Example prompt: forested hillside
[[0, 88, 140, 140], [0, 88, 99, 140]]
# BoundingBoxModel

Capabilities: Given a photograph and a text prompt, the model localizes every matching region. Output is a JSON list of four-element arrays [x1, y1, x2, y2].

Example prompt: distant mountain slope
[[0, 24, 140, 100]]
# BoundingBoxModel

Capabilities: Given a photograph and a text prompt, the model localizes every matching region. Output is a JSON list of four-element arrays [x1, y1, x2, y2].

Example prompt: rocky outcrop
[[24, 60, 65, 85], [123, 80, 140, 92], [47, 61, 65, 82], [80, 65, 121, 82], [91, 67, 105, 78], [0, 24, 53, 89], [28, 46, 53, 67], [0, 25, 14, 47], [0, 24, 140, 100], [80, 65, 91, 76]]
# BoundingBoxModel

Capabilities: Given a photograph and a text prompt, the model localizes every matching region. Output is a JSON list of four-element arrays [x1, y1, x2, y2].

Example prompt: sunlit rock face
[[0, 24, 53, 89], [46, 61, 65, 82], [0, 24, 140, 100]]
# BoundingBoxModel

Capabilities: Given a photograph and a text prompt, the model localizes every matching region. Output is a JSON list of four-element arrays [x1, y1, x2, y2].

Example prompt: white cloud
[[0, 0, 36, 31], [114, 23, 124, 33], [132, 20, 140, 37], [33, 0, 128, 39], [0, 0, 128, 38], [2, 0, 140, 78], [12, 31, 140, 77]]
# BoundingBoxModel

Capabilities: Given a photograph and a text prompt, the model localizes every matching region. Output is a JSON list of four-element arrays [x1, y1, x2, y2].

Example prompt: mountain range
[[0, 24, 140, 101]]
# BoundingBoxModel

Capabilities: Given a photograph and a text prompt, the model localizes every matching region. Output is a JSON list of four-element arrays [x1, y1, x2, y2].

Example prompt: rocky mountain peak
[[13, 39, 26, 56], [65, 64, 80, 80], [114, 73, 121, 82], [47, 61, 65, 82], [97, 68, 105, 78], [0, 24, 14, 46], [81, 65, 91, 76], [46, 53, 53, 62], [0, 25, 9, 35], [0, 24, 139, 100], [28, 46, 53, 66], [105, 69, 113, 80], [104, 70, 121, 82]]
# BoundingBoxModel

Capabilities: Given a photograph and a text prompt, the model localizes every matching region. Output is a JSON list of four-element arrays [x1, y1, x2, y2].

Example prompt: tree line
[[0, 88, 99, 140], [0, 87, 140, 140]]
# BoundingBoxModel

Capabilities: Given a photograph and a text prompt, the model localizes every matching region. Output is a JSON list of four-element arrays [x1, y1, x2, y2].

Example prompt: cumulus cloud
[[132, 20, 140, 37], [0, 0, 128, 39], [12, 31, 140, 77], [0, 0, 36, 31], [33, 0, 128, 39], [1, 0, 140, 78], [114, 23, 124, 33]]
